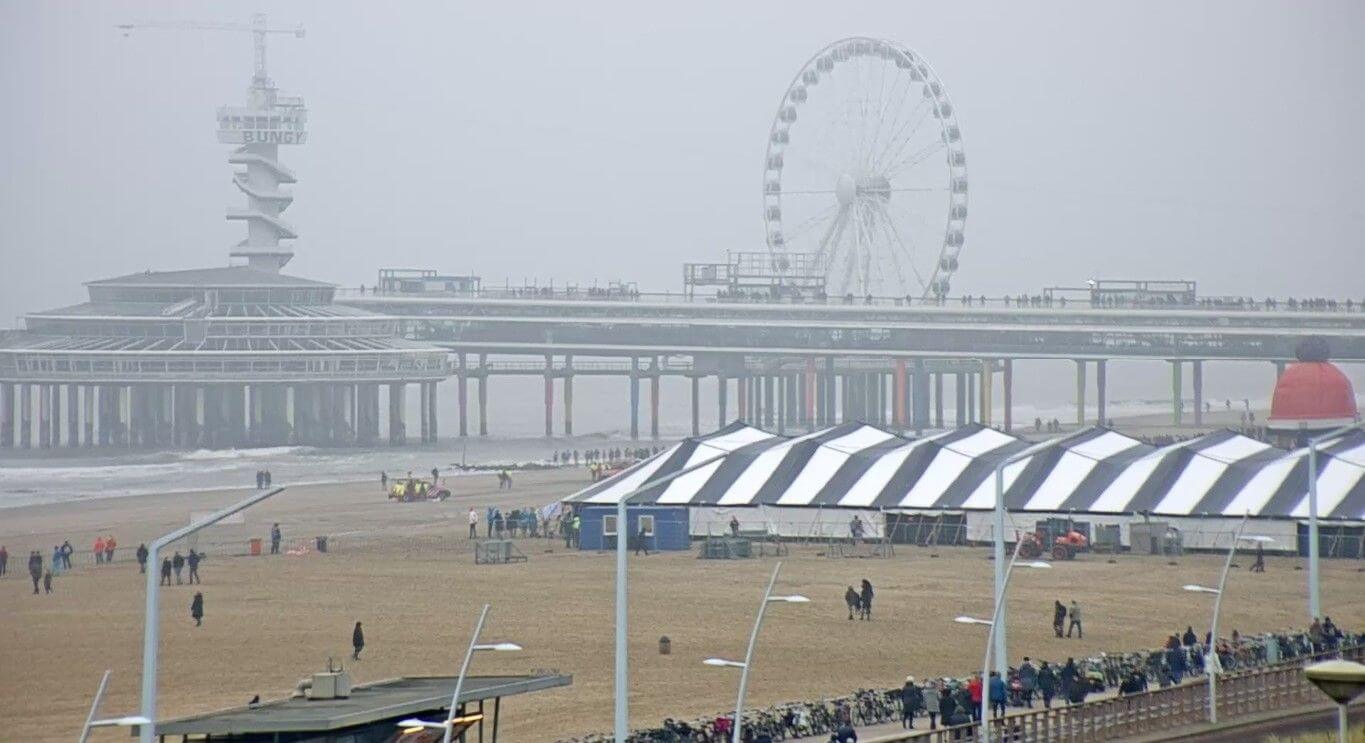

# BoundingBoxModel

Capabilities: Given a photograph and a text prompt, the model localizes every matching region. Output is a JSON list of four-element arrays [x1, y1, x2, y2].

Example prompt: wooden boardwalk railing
[[880, 646, 1361, 742]]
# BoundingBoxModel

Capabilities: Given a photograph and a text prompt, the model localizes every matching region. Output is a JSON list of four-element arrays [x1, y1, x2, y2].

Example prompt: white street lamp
[[958, 549, 1051, 743], [1304, 659, 1365, 743], [612, 453, 728, 741], [139, 487, 286, 743], [396, 604, 520, 743], [1181, 514, 1273, 724], [1305, 425, 1360, 620], [703, 562, 809, 743], [80, 669, 152, 743]]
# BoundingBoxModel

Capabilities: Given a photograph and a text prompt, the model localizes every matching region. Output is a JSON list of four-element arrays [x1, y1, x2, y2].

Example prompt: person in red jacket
[[93, 536, 106, 565], [967, 673, 984, 722]]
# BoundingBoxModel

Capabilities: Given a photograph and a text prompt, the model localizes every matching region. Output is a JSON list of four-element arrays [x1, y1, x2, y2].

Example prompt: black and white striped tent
[[565, 422, 1365, 520]]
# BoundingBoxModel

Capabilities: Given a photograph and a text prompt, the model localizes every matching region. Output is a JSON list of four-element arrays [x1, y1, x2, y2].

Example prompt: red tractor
[[1017, 529, 1089, 560]]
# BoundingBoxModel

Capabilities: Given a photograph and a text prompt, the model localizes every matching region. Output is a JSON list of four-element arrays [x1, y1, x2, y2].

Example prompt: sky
[[1, 1, 1362, 435]]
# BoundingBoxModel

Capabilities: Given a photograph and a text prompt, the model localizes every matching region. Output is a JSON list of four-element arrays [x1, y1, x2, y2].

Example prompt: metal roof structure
[[86, 265, 332, 288], [148, 673, 571, 736], [565, 421, 1365, 519]]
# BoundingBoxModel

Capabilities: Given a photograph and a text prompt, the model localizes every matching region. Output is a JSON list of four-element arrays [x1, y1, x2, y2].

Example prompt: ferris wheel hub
[[835, 173, 857, 206]]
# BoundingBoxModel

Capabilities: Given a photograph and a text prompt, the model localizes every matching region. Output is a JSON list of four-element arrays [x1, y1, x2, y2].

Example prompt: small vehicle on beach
[[387, 478, 451, 502]]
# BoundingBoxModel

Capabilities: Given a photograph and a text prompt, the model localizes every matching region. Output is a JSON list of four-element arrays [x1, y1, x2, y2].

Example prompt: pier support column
[[1096, 360, 1108, 426], [39, 384, 51, 449], [1171, 361, 1183, 426], [804, 358, 817, 430], [777, 376, 787, 434], [690, 376, 700, 436], [543, 355, 554, 438], [934, 373, 945, 429], [650, 369, 660, 440], [1075, 360, 1087, 428], [428, 382, 438, 443], [717, 374, 728, 427], [628, 357, 640, 440], [1002, 359, 1014, 432], [913, 359, 929, 434], [762, 374, 774, 429], [966, 373, 977, 424], [0, 382, 12, 448], [419, 382, 431, 443], [893, 360, 907, 428], [457, 353, 468, 437], [65, 384, 78, 447], [563, 362, 574, 437], [477, 354, 489, 437], [388, 383, 406, 445], [1192, 360, 1204, 427], [20, 384, 33, 448], [955, 373, 967, 427], [980, 360, 993, 428], [83, 386, 96, 447], [737, 374, 748, 423]]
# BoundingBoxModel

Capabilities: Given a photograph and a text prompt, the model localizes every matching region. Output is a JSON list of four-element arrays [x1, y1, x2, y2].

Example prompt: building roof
[[27, 300, 378, 320], [1267, 361, 1359, 430], [86, 265, 334, 289], [150, 674, 572, 736]]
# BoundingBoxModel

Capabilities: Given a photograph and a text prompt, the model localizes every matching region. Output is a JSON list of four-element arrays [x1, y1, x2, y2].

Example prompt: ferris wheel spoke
[[869, 204, 909, 293], [872, 100, 934, 174], [883, 139, 948, 181], [869, 72, 918, 171], [875, 200, 929, 292], [782, 202, 843, 245]]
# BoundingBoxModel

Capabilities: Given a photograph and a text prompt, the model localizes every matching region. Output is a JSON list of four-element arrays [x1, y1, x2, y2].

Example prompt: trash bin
[[315, 536, 328, 553], [249, 538, 263, 556], [659, 636, 671, 655]]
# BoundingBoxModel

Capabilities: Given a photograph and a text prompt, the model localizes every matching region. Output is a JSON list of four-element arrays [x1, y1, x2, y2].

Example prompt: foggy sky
[[2, 1, 1362, 432]]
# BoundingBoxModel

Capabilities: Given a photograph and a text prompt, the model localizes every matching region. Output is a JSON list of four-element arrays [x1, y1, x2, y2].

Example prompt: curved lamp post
[[1305, 424, 1361, 620], [1304, 659, 1365, 743], [139, 486, 286, 743], [703, 561, 809, 743], [956, 545, 1052, 743], [80, 670, 151, 743], [1181, 513, 1274, 723], [396, 604, 521, 743]]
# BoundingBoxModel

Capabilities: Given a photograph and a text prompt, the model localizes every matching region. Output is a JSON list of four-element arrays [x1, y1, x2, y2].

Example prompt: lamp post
[[703, 561, 810, 743], [396, 603, 521, 743], [991, 436, 1065, 676], [955, 543, 1051, 743], [139, 486, 286, 743], [1306, 424, 1361, 620], [1304, 659, 1365, 743], [611, 452, 728, 741], [79, 670, 152, 743], [1181, 513, 1275, 724]]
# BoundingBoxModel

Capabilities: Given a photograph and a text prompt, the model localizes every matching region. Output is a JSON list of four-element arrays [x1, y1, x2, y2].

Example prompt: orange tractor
[[1017, 528, 1089, 560]]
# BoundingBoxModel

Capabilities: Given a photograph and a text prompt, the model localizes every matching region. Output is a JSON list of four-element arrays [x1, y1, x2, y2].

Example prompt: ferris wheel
[[763, 37, 968, 299]]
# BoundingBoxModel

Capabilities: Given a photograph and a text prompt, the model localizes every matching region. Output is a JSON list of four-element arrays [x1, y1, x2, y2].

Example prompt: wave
[[176, 445, 317, 461]]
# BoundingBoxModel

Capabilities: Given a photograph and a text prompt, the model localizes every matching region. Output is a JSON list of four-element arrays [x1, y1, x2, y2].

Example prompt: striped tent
[[564, 424, 1365, 520]]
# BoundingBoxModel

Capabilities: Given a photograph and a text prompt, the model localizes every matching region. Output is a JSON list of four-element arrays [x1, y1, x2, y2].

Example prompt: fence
[[881, 646, 1363, 743]]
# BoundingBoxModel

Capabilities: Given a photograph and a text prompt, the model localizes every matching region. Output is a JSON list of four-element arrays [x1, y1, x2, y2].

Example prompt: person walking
[[136, 543, 149, 574], [160, 556, 173, 586], [94, 536, 106, 565], [43, 568, 53, 594], [187, 550, 202, 584], [1059, 658, 1079, 704], [468, 508, 479, 539], [0, 544, 7, 576], [190, 592, 204, 627], [859, 579, 874, 620], [270, 523, 282, 555], [380, 471, 388, 493], [900, 676, 924, 729], [966, 674, 983, 722], [1251, 541, 1265, 572], [1052, 600, 1066, 638], [51, 545, 64, 577], [1037, 661, 1057, 709], [988, 671, 1006, 718], [28, 550, 43, 594], [60, 540, 73, 570], [1018, 657, 1038, 708], [486, 506, 495, 538], [172, 551, 186, 584], [633, 520, 650, 556], [352, 621, 365, 660], [104, 535, 116, 563], [1067, 600, 1083, 638]]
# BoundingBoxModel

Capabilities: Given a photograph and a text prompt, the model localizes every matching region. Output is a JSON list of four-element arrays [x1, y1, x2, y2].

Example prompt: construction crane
[[116, 13, 305, 84]]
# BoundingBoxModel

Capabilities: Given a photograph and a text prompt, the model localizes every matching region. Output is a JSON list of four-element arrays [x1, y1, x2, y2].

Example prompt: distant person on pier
[[431, 467, 439, 483], [190, 592, 203, 627], [380, 471, 388, 492], [730, 515, 740, 536], [270, 523, 282, 555], [352, 621, 365, 659], [136, 543, 149, 573], [160, 556, 173, 586]]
